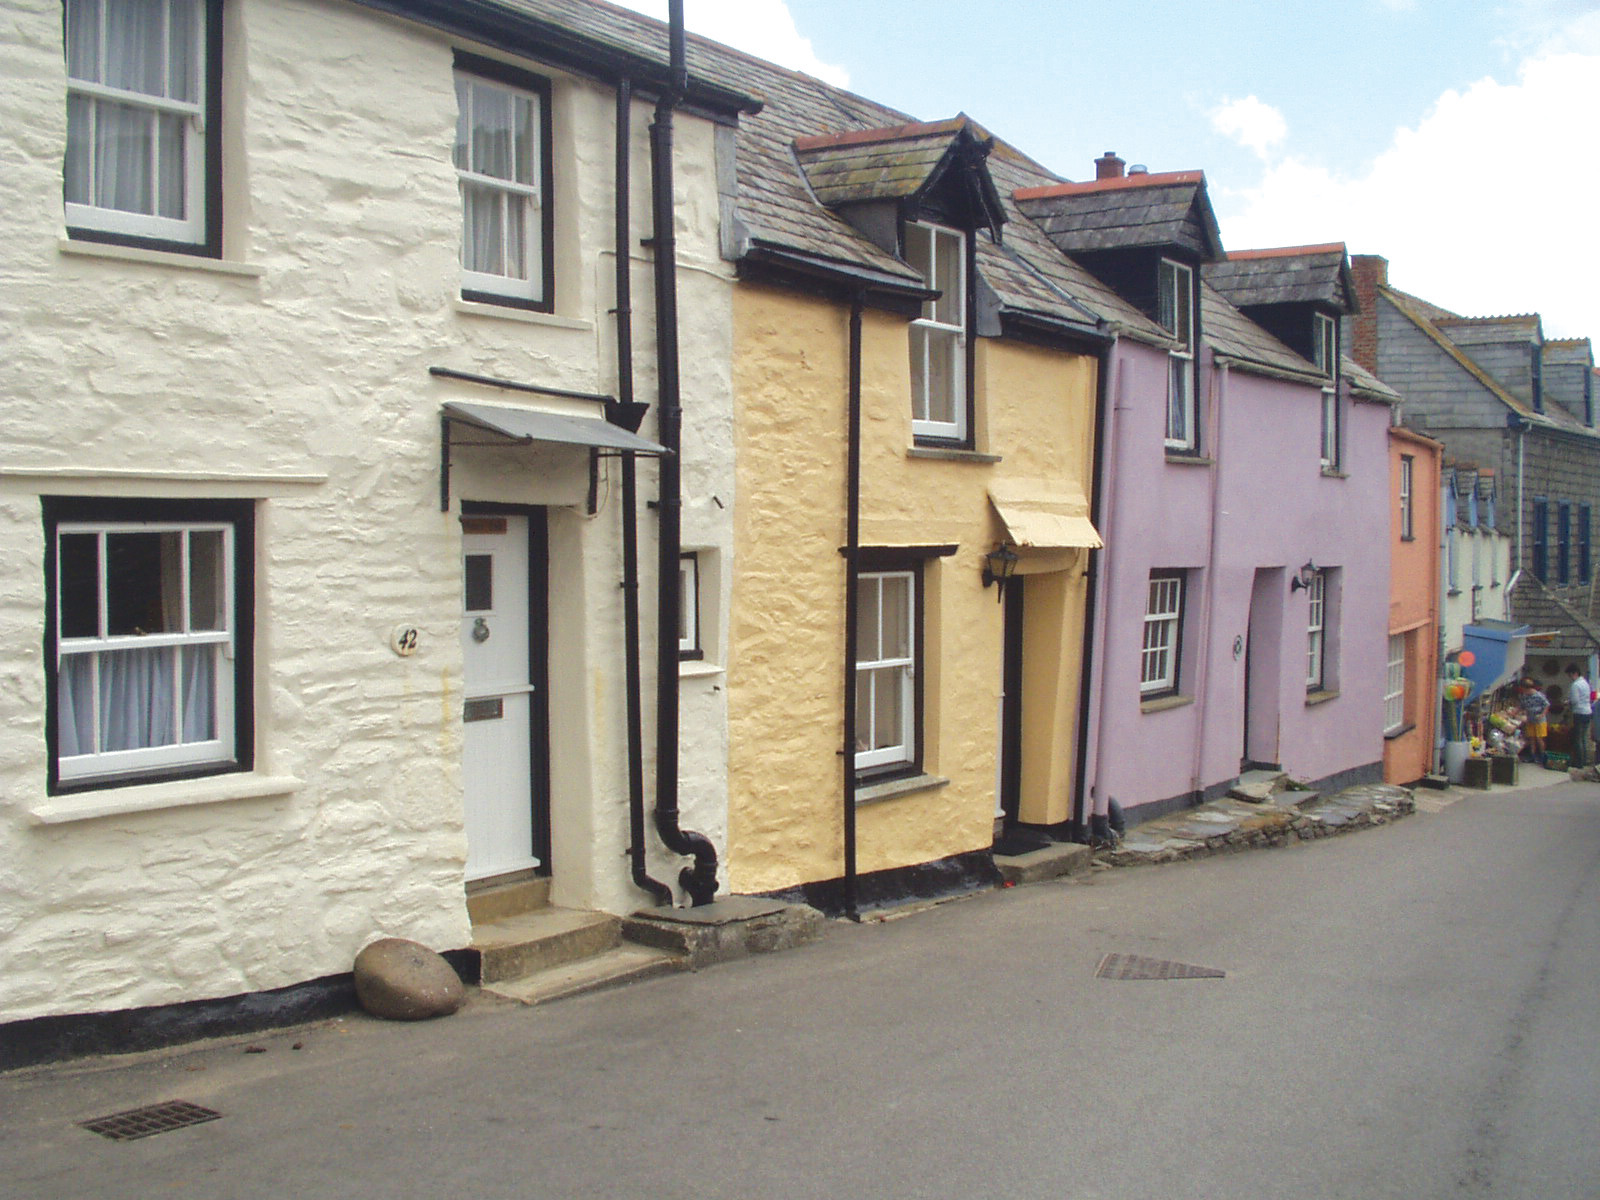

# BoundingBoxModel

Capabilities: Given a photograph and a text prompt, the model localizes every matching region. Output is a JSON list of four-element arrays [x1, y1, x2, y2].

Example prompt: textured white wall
[[0, 0, 734, 1020]]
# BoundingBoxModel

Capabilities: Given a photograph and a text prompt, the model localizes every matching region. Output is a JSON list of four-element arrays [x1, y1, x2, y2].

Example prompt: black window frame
[[453, 50, 557, 314], [42, 495, 255, 796], [62, 0, 226, 259], [1558, 500, 1572, 585]]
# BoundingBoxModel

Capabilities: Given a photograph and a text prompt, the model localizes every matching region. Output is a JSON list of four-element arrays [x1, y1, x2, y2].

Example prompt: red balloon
[[1458, 650, 1477, 667]]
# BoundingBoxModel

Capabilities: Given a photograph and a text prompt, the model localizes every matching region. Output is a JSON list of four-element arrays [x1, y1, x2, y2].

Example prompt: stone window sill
[[59, 237, 263, 278], [1321, 468, 1349, 479], [1164, 452, 1213, 467], [28, 773, 303, 826], [855, 772, 949, 806], [679, 659, 724, 680], [1306, 688, 1340, 706], [1384, 722, 1416, 741], [453, 298, 591, 331], [907, 447, 1002, 464], [1140, 693, 1194, 714]]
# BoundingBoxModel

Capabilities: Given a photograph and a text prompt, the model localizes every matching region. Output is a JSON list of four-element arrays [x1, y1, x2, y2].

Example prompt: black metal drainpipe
[[1070, 339, 1114, 844], [650, 0, 718, 905], [615, 76, 672, 907], [840, 294, 865, 921]]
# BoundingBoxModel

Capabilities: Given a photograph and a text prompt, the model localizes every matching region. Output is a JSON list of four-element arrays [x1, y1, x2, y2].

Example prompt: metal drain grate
[[1096, 953, 1225, 980], [79, 1100, 221, 1141]]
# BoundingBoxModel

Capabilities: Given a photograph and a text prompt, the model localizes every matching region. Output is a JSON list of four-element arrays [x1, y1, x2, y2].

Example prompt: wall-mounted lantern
[[982, 542, 1020, 601], [1290, 560, 1319, 592]]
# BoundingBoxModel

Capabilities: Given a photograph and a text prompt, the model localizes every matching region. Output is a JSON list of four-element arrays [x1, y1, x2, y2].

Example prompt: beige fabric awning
[[988, 483, 1102, 550]]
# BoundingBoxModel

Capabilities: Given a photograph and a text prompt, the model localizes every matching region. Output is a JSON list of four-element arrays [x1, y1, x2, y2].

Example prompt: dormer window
[[1158, 259, 1196, 451], [1314, 313, 1340, 470], [905, 220, 969, 443]]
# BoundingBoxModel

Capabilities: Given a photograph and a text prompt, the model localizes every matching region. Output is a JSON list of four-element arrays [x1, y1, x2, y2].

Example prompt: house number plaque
[[391, 623, 421, 657]]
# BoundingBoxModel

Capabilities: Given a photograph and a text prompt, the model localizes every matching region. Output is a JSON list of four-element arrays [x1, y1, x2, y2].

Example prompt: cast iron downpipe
[[615, 76, 672, 907], [1069, 339, 1114, 843], [650, 0, 719, 905], [840, 295, 865, 921]]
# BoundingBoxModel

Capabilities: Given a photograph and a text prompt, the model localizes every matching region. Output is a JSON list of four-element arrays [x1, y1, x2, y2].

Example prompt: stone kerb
[[1094, 784, 1417, 868]]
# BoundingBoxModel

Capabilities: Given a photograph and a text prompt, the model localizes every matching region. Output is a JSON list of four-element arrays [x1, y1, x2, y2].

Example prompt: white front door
[[461, 514, 539, 882]]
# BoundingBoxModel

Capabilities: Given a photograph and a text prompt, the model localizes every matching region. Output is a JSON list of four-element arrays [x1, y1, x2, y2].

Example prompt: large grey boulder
[[353, 938, 465, 1021]]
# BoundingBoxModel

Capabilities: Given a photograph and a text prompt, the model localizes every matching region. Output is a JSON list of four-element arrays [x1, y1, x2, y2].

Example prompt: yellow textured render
[[727, 283, 1099, 895]]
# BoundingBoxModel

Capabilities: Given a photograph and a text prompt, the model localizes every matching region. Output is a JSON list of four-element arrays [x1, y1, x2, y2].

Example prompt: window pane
[[512, 92, 536, 186], [95, 99, 156, 214], [167, 0, 199, 103], [105, 531, 182, 635], [925, 328, 957, 424], [1173, 270, 1192, 346], [855, 578, 880, 662], [854, 671, 873, 751], [503, 191, 529, 278], [65, 0, 103, 84], [65, 95, 94, 206], [59, 533, 101, 639], [104, 0, 168, 96], [98, 644, 178, 750], [157, 110, 187, 219], [1158, 261, 1176, 331], [468, 83, 516, 180], [932, 230, 961, 326], [461, 182, 505, 275], [464, 554, 493, 612], [879, 574, 910, 660], [180, 643, 216, 742], [188, 529, 225, 631], [1168, 358, 1190, 442], [452, 76, 471, 170], [869, 666, 903, 751], [904, 223, 930, 282]]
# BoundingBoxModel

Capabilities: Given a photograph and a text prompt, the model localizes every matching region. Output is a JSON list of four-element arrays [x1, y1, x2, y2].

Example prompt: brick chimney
[[1350, 254, 1388, 374], [1095, 151, 1125, 180]]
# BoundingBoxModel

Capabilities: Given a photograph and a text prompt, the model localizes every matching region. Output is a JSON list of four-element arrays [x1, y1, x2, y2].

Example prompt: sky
[[612, 0, 1600, 343]]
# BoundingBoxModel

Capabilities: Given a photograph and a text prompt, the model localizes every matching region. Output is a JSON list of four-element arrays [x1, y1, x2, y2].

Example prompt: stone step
[[472, 906, 621, 984], [993, 840, 1093, 885], [622, 897, 824, 967], [482, 944, 684, 1007], [1228, 769, 1289, 803], [466, 874, 551, 925]]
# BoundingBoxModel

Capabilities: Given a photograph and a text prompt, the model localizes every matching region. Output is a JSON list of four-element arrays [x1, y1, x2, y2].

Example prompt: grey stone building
[[1350, 255, 1600, 681]]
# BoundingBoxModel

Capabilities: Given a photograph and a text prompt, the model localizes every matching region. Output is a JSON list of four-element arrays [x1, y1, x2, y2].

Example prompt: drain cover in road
[[1096, 953, 1225, 980], [79, 1100, 221, 1141]]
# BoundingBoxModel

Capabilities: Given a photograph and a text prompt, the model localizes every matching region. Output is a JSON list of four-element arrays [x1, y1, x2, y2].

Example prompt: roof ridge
[[1225, 242, 1346, 261], [1013, 170, 1204, 200]]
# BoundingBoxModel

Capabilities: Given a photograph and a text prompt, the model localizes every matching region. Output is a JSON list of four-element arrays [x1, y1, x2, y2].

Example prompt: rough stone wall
[[0, 0, 734, 1020]]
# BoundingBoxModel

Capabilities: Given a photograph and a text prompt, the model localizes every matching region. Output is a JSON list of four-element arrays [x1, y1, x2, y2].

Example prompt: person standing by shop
[[1566, 664, 1593, 769], [1519, 679, 1551, 767]]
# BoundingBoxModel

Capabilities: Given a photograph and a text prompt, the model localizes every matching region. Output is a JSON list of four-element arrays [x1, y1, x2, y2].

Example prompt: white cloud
[[1216, 49, 1600, 340], [1209, 95, 1289, 160], [610, 0, 850, 87]]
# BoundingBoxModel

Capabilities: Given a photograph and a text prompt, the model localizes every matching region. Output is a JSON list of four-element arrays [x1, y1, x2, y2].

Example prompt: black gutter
[[1069, 340, 1115, 843], [840, 294, 865, 922], [650, 0, 718, 906], [429, 365, 613, 405], [343, 0, 760, 122], [614, 77, 672, 907]]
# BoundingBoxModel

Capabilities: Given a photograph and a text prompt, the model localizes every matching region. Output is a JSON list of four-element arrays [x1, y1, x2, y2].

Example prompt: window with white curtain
[[1158, 259, 1196, 451], [905, 221, 968, 443], [64, 0, 216, 249], [46, 498, 251, 791], [854, 569, 917, 772], [454, 55, 551, 309]]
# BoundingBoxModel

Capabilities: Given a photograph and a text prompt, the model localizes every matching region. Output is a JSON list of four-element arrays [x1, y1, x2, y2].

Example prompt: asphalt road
[[3, 780, 1597, 1199]]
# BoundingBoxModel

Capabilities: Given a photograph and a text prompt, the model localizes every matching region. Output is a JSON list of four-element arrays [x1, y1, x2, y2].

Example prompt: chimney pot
[[1128, 164, 1148, 176], [1095, 151, 1125, 180]]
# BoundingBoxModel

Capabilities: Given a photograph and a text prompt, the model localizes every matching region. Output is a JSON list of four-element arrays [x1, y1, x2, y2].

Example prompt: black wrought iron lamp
[[1290, 560, 1319, 592], [982, 542, 1020, 600]]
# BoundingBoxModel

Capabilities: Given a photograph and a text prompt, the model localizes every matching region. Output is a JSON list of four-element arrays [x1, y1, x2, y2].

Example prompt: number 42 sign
[[391, 624, 421, 657]]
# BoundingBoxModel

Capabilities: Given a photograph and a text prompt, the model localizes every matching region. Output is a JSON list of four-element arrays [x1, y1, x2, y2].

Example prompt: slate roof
[[1197, 283, 1321, 383], [1343, 355, 1402, 405], [1544, 338, 1594, 367], [793, 118, 981, 206], [1204, 244, 1357, 313], [1011, 172, 1225, 261], [1381, 288, 1598, 439]]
